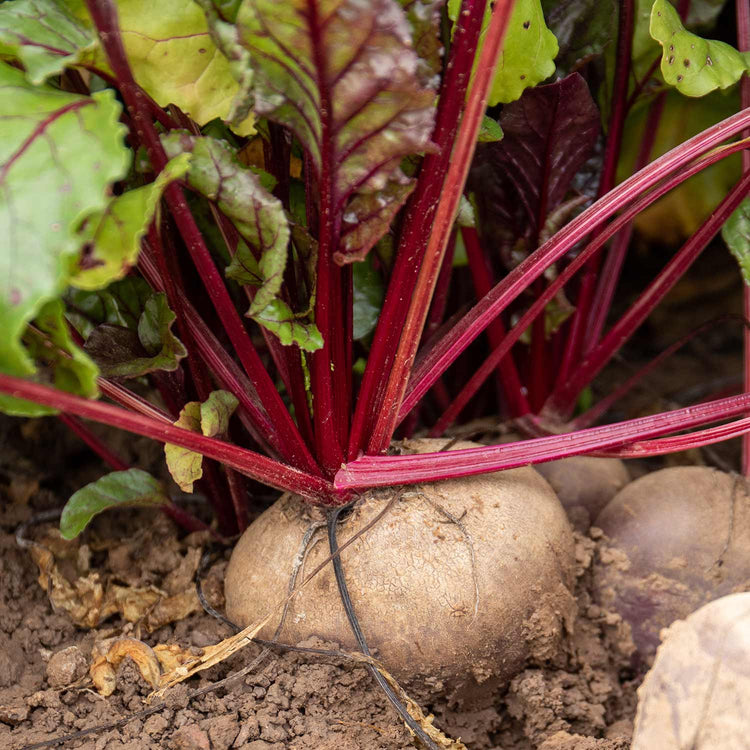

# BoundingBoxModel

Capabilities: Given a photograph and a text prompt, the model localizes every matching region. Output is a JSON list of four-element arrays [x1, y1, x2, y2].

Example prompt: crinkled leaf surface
[[161, 133, 288, 316], [396, 0, 447, 78], [252, 299, 324, 352], [352, 255, 384, 340], [722, 197, 750, 285], [541, 0, 616, 73], [60, 468, 168, 540], [0, 63, 128, 403], [68, 0, 254, 134], [66, 277, 152, 339], [225, 0, 437, 245], [448, 0, 558, 105], [71, 154, 191, 291], [336, 181, 415, 264], [650, 0, 750, 97], [165, 391, 238, 492], [470, 73, 599, 256], [84, 293, 186, 377], [0, 0, 96, 85]]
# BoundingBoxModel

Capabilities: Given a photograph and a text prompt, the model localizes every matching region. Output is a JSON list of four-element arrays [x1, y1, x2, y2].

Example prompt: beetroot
[[592, 466, 750, 660]]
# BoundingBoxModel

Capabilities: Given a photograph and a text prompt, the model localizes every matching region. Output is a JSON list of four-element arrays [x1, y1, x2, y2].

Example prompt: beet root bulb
[[224, 439, 576, 703]]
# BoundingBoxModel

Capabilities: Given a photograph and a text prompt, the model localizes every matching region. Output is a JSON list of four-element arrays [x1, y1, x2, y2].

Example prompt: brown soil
[[0, 418, 642, 750]]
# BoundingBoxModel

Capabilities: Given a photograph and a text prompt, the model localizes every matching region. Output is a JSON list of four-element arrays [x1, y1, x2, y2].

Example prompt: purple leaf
[[471, 72, 600, 256]]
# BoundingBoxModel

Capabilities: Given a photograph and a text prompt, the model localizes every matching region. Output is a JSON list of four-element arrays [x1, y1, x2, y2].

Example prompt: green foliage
[[60, 468, 169, 539], [618, 90, 740, 243], [202, 0, 438, 263], [66, 277, 153, 339], [161, 132, 323, 350], [352, 256, 385, 341], [0, 62, 128, 414], [83, 293, 187, 377], [448, 0, 558, 105], [251, 300, 324, 351], [541, 0, 616, 74], [0, 299, 100, 416], [165, 390, 239, 492], [0, 0, 96, 84], [71, 154, 191, 290], [650, 0, 750, 97], [162, 133, 288, 314], [477, 116, 504, 143], [722, 198, 750, 285], [66, 0, 255, 133]]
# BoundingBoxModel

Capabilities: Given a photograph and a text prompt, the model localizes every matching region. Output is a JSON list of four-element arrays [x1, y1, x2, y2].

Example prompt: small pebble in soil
[[45, 646, 87, 688]]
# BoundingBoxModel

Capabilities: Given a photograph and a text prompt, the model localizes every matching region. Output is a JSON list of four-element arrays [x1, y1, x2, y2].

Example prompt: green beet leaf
[[67, 0, 254, 134], [0, 62, 128, 412], [165, 391, 238, 492], [252, 300, 324, 352], [192, 0, 255, 129], [618, 89, 740, 244], [71, 154, 191, 291], [165, 402, 203, 493], [66, 277, 153, 339], [448, 0, 558, 105], [722, 197, 750, 285], [352, 255, 384, 341], [161, 133, 289, 317], [477, 116, 504, 143], [60, 468, 169, 540], [84, 293, 187, 377], [0, 299, 99, 417], [541, 0, 616, 74], [0, 0, 96, 85], [650, 0, 750, 97]]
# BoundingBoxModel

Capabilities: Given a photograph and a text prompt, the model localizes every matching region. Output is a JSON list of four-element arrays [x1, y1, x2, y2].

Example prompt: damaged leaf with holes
[[650, 0, 750, 96]]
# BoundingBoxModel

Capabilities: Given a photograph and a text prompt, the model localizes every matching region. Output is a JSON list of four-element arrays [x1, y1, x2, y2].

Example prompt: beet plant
[[2, 0, 750, 739]]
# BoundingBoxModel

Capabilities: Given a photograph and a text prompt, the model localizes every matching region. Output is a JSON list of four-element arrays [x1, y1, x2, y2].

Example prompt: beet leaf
[[165, 390, 239, 492], [448, 0, 558, 104], [60, 468, 169, 540]]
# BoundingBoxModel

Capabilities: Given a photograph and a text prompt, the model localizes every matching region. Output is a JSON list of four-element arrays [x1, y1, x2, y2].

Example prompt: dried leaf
[[90, 638, 162, 696], [27, 532, 197, 630], [145, 590, 201, 632], [29, 544, 105, 629], [377, 664, 467, 749], [153, 644, 198, 678]]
